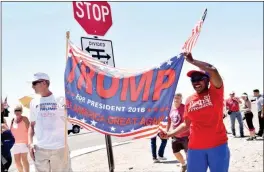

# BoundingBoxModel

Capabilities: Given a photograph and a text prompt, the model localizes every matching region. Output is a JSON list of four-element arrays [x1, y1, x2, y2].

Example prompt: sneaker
[[158, 156, 167, 161], [256, 132, 262, 137], [181, 164, 187, 172], [153, 158, 159, 163], [240, 134, 245, 138], [246, 137, 254, 141]]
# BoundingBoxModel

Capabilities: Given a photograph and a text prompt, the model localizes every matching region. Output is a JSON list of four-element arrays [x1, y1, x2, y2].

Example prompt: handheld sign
[[73, 1, 113, 36]]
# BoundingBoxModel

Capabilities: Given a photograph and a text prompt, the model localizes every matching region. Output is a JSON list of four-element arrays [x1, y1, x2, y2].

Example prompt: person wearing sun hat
[[165, 52, 229, 172], [27, 72, 72, 171]]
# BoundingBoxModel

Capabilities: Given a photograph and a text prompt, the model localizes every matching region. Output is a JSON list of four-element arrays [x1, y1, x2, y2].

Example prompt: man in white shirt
[[253, 89, 264, 138], [28, 72, 72, 171]]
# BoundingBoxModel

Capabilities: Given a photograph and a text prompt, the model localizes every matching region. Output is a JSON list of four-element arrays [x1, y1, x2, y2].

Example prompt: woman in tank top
[[10, 105, 30, 172], [241, 93, 256, 141]]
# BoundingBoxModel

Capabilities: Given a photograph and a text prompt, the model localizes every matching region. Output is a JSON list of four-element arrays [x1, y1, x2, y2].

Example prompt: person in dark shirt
[[1, 123, 15, 171], [1, 101, 15, 171]]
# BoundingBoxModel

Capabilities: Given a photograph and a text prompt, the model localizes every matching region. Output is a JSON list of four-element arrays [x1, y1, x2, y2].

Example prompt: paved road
[[68, 130, 131, 151], [9, 130, 131, 171]]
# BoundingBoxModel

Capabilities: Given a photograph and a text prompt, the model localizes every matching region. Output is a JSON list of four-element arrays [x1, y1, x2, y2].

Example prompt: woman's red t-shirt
[[184, 83, 228, 149]]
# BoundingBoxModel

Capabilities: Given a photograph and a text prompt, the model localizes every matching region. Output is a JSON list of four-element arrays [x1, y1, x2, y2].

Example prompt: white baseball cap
[[230, 91, 235, 95], [241, 93, 248, 97], [28, 72, 50, 83]]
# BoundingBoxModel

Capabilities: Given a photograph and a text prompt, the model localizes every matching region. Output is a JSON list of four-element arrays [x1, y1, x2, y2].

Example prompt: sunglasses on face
[[32, 80, 44, 86], [190, 76, 208, 83], [14, 109, 22, 112]]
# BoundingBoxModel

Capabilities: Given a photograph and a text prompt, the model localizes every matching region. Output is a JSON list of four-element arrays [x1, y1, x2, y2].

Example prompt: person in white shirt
[[28, 72, 72, 171], [253, 89, 264, 138]]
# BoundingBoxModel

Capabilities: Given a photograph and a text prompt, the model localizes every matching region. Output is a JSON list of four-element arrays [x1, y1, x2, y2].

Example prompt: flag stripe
[[133, 130, 160, 139], [68, 118, 166, 138], [182, 9, 207, 52], [69, 43, 143, 74], [182, 23, 202, 52], [69, 41, 166, 75], [186, 32, 200, 52]]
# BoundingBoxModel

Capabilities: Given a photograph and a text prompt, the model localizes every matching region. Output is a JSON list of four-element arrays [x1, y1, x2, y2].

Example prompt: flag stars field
[[110, 126, 116, 132], [81, 118, 87, 123], [91, 120, 97, 126], [166, 59, 173, 65]]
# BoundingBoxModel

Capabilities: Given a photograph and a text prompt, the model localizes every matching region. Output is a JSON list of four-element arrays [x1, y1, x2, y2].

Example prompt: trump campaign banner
[[64, 9, 207, 139], [64, 41, 184, 139]]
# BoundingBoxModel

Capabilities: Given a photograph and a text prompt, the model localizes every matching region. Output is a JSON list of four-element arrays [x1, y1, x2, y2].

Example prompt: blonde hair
[[174, 93, 182, 98], [14, 104, 23, 111]]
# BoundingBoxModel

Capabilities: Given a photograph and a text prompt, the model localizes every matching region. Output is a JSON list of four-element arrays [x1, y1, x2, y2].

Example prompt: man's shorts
[[12, 143, 29, 155], [171, 136, 189, 153], [34, 145, 72, 172]]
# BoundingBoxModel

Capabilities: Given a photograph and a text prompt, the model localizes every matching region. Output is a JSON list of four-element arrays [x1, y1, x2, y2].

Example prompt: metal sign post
[[81, 36, 115, 172]]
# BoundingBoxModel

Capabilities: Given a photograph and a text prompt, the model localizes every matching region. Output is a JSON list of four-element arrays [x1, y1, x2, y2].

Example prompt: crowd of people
[[1, 73, 72, 172], [150, 53, 263, 172], [225, 89, 264, 140], [151, 89, 263, 172], [1, 53, 263, 172]]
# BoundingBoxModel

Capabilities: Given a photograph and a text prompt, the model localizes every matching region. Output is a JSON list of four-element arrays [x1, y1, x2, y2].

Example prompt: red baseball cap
[[187, 70, 210, 77]]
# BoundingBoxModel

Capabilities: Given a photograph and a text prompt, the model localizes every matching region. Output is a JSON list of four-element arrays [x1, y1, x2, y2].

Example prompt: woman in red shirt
[[167, 93, 189, 172], [166, 53, 229, 172]]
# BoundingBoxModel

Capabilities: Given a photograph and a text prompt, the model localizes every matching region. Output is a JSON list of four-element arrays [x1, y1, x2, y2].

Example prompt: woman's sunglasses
[[190, 76, 208, 83], [14, 109, 22, 112]]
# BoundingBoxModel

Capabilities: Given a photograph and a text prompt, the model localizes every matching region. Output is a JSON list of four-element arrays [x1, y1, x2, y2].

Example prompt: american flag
[[182, 8, 207, 52]]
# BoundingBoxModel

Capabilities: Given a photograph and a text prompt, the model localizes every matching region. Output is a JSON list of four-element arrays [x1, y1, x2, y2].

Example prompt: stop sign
[[73, 1, 113, 36]]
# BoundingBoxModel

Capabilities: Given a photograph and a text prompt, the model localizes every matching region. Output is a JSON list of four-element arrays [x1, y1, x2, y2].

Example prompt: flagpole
[[64, 31, 70, 164]]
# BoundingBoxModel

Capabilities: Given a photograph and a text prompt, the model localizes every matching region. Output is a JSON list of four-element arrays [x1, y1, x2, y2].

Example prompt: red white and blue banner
[[65, 41, 184, 139], [65, 9, 207, 139]]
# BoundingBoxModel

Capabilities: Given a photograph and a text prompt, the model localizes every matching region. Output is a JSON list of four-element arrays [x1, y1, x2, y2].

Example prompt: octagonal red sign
[[73, 1, 113, 36]]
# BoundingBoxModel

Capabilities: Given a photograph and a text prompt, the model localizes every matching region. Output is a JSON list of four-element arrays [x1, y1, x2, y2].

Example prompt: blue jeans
[[150, 136, 167, 159], [229, 111, 244, 136], [188, 143, 230, 172]]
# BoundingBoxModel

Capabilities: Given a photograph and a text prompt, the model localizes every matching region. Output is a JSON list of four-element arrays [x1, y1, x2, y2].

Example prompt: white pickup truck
[[67, 122, 81, 135], [55, 96, 82, 135]]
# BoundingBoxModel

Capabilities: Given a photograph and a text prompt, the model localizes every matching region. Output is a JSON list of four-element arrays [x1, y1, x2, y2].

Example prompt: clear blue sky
[[2, 2, 263, 111]]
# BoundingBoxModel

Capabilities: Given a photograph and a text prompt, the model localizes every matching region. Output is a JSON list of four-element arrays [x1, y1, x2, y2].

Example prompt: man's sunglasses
[[14, 109, 22, 112], [32, 80, 44, 86], [190, 76, 208, 83]]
